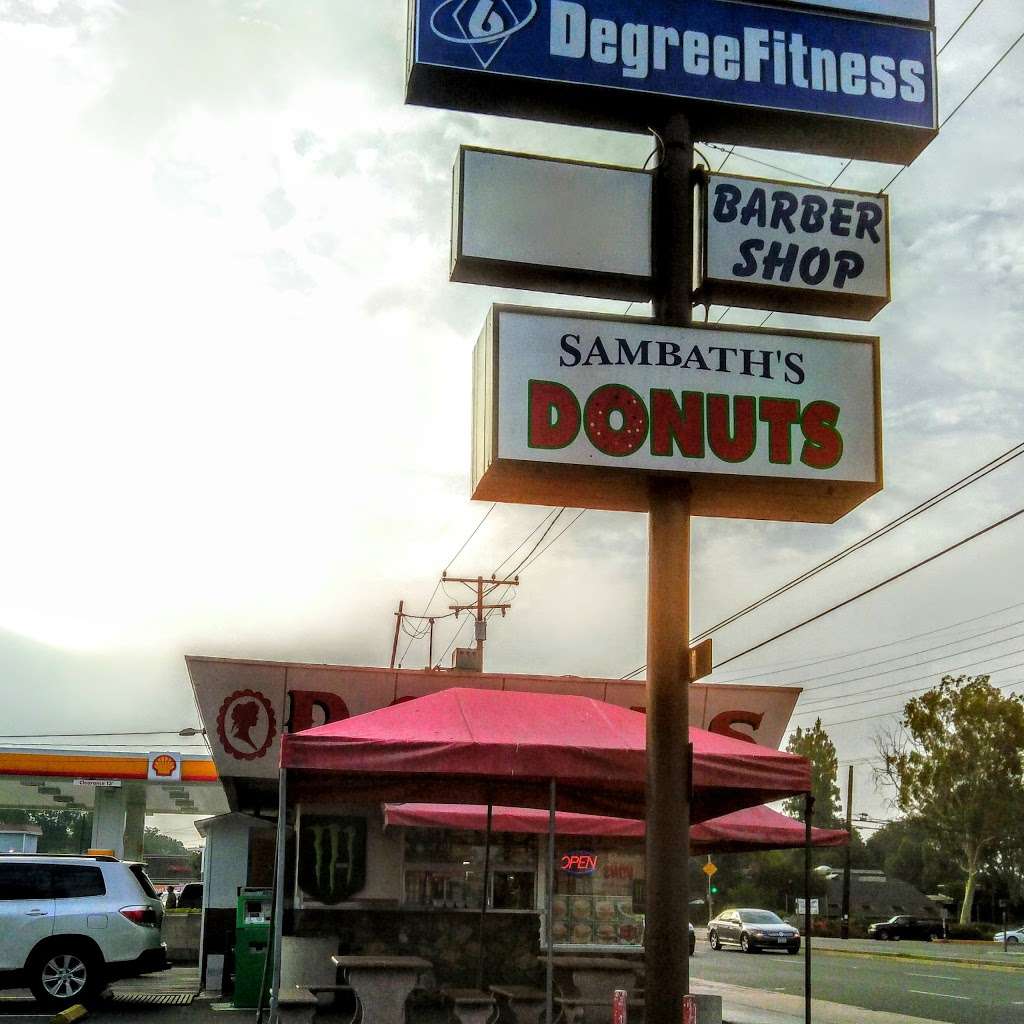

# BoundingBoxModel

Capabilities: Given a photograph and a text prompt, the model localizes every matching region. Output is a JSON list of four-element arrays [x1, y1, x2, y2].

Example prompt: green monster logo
[[298, 816, 367, 905]]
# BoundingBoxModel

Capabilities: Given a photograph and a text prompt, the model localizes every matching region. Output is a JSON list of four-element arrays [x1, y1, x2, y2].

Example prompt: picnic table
[[330, 955, 432, 1023], [540, 955, 640, 1024]]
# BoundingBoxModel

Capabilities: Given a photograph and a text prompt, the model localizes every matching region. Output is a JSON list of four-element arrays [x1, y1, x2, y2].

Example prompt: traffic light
[[710, 884, 719, 894]]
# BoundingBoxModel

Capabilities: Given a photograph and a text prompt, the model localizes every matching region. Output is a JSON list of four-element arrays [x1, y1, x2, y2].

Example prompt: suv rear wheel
[[28, 945, 103, 1008]]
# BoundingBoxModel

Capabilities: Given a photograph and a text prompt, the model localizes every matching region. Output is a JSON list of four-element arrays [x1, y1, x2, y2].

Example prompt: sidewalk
[[695, 978, 937, 1024]]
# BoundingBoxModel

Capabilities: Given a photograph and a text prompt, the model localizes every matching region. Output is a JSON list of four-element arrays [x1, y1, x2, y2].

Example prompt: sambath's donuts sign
[[472, 305, 880, 523]]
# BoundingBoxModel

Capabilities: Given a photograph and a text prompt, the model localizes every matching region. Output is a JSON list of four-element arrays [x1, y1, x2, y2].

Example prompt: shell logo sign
[[147, 751, 182, 783]]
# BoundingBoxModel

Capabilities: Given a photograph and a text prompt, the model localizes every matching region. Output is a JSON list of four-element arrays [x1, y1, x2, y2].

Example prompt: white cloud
[[0, 2, 1021, 828]]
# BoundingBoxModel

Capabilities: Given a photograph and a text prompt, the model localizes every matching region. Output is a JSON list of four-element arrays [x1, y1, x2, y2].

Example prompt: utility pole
[[389, 600, 404, 669], [445, 573, 519, 672], [841, 765, 853, 940]]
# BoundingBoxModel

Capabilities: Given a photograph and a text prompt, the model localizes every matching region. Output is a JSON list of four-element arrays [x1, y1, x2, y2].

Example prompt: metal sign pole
[[804, 794, 815, 1024], [269, 768, 288, 1024], [645, 113, 694, 1024]]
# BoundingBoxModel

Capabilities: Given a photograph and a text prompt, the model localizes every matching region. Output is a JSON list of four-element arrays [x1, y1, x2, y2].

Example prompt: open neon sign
[[561, 851, 598, 875]]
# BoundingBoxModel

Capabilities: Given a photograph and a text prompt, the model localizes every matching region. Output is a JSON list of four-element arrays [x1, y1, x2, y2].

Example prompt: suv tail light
[[120, 906, 158, 927]]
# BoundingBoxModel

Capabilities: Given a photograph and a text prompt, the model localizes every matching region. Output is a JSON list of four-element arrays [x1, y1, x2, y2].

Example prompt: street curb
[[812, 945, 1024, 972]]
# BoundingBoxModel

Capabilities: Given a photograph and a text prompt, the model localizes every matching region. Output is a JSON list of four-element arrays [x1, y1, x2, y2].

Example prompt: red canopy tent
[[280, 687, 811, 821], [382, 801, 849, 853], [271, 687, 813, 1023]]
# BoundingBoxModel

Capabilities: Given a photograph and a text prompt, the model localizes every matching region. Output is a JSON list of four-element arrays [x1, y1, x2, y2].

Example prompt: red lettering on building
[[287, 690, 351, 733], [708, 710, 764, 743]]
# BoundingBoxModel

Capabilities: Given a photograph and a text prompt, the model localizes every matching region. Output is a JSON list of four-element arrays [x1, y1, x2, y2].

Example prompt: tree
[[876, 674, 1024, 925], [0, 809, 93, 853], [784, 718, 842, 827], [142, 827, 192, 857]]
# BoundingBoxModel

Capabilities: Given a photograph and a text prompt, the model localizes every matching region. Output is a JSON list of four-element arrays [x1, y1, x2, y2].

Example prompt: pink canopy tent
[[382, 801, 849, 853], [271, 687, 813, 1023], [280, 687, 811, 821]]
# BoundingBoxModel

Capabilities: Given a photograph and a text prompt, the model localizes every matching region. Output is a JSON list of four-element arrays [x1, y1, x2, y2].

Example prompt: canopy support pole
[[804, 792, 814, 1024], [269, 767, 288, 1024], [477, 799, 493, 990], [546, 779, 556, 1024], [645, 112, 695, 1024]]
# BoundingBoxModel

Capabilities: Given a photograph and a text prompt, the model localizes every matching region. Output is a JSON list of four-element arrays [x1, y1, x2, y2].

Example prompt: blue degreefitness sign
[[408, 0, 937, 162]]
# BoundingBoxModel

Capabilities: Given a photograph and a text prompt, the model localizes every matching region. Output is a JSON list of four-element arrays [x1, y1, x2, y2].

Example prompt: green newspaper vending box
[[233, 887, 273, 1008]]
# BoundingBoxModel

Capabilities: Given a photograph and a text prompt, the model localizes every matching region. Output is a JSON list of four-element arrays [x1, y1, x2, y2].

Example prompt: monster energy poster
[[298, 815, 367, 905]]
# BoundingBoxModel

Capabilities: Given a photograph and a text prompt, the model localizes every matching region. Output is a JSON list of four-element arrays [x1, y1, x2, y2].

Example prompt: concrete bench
[[443, 986, 498, 1024], [489, 984, 547, 1024], [307, 984, 356, 1013], [278, 986, 319, 1024], [554, 994, 643, 1024]]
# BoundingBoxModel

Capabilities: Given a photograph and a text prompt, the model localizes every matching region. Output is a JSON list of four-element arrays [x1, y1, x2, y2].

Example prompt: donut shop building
[[187, 656, 802, 992]]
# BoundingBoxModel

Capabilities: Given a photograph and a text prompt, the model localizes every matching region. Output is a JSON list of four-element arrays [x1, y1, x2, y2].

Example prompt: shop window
[[402, 829, 536, 911], [551, 838, 644, 947]]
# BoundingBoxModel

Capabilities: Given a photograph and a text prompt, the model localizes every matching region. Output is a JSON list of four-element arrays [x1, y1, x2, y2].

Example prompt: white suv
[[0, 855, 167, 1008]]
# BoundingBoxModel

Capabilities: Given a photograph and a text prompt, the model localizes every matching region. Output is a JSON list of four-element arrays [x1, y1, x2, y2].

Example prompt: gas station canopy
[[0, 747, 228, 824]]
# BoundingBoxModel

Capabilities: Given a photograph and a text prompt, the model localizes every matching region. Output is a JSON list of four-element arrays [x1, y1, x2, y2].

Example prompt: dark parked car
[[867, 915, 941, 941], [175, 883, 203, 910], [707, 908, 800, 954]]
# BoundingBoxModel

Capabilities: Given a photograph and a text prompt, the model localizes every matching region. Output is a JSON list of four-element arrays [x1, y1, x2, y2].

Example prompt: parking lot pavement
[[0, 967, 203, 1023]]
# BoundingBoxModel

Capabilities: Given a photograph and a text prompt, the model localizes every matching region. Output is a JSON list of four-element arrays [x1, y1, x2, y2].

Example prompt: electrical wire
[[621, 441, 1024, 679], [520, 507, 585, 573], [505, 508, 566, 579], [879, 23, 1024, 194], [816, 675, 1024, 731], [394, 503, 498, 666], [709, 3, 1003, 325], [492, 508, 560, 576], [434, 613, 475, 669], [0, 730, 202, 739], [695, 442, 1024, 644], [937, 0, 988, 55], [445, 503, 497, 573], [711, 597, 1024, 683], [783, 620, 1024, 694], [796, 647, 1024, 715], [705, 144, 831, 186], [713, 504, 1024, 672]]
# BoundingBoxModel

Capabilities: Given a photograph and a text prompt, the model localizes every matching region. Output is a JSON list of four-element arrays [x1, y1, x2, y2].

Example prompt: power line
[[937, 0, 988, 56], [445, 503, 497, 573], [0, 730, 202, 739], [708, 4, 1008, 325], [710, 598, 1024, 682], [704, 144, 832, 186], [621, 441, 1024, 679], [879, 22, 1024, 194], [505, 508, 566, 578], [395, 502, 498, 666], [784, 619, 1024, 694], [434, 613, 474, 669], [492, 508, 559, 576], [713, 504, 1024, 672], [815, 675, 1024, 731], [519, 509, 587, 573], [695, 441, 1024, 646], [796, 647, 1024, 715]]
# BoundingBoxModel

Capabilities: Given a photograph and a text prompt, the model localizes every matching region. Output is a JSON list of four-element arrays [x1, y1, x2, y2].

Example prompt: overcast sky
[[1, 0, 1022, 841]]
